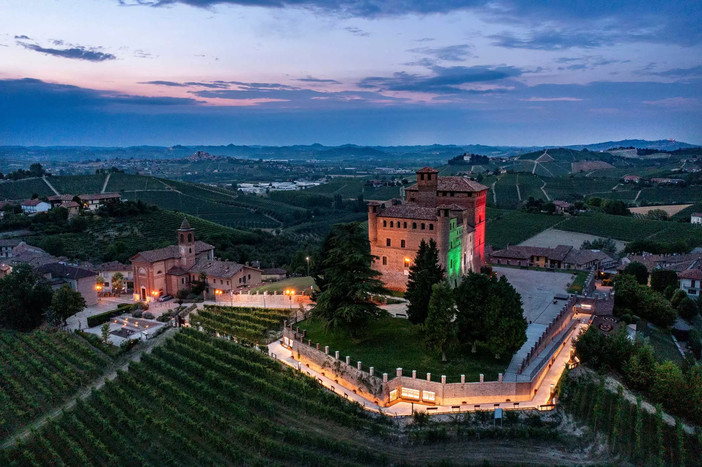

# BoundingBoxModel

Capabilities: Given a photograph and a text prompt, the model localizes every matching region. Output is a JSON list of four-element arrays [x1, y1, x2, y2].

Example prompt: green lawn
[[642, 325, 684, 364], [297, 316, 510, 382], [252, 276, 315, 294], [567, 271, 589, 294]]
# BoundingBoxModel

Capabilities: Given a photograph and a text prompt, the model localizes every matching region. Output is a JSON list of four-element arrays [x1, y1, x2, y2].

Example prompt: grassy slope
[[251, 276, 315, 293], [298, 316, 510, 381], [485, 208, 565, 249]]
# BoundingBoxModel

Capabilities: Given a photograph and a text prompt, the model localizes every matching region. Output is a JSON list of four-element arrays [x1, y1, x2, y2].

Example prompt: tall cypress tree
[[312, 222, 388, 336], [405, 239, 444, 324]]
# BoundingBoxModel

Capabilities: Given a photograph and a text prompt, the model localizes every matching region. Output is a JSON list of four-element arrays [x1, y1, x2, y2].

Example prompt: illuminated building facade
[[367, 167, 487, 291]]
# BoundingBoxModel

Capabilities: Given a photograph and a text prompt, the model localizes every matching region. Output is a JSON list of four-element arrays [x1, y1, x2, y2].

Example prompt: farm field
[[192, 306, 292, 343], [298, 316, 510, 382], [558, 213, 702, 244], [518, 228, 627, 252], [49, 174, 106, 195], [0, 178, 53, 200], [485, 208, 565, 249], [629, 204, 692, 216], [0, 329, 393, 466], [106, 173, 171, 192], [0, 330, 113, 441]]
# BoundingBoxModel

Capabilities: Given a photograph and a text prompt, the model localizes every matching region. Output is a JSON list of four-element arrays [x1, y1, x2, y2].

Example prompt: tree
[[581, 237, 617, 257], [0, 264, 53, 331], [646, 209, 669, 221], [651, 361, 686, 412], [101, 322, 111, 345], [623, 343, 657, 390], [50, 284, 86, 326], [424, 282, 456, 362], [405, 239, 444, 324], [454, 272, 493, 352], [111, 272, 124, 293], [623, 262, 649, 285], [574, 327, 607, 368], [29, 163, 45, 178], [650, 269, 679, 293], [311, 222, 388, 335], [671, 289, 688, 309], [677, 296, 698, 321]]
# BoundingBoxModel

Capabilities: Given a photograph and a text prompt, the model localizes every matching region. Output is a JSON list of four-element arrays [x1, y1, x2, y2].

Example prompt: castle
[[367, 167, 487, 290], [131, 219, 261, 301]]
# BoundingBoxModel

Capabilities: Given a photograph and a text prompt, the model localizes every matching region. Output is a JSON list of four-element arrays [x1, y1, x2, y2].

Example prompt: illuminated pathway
[[268, 317, 588, 416]]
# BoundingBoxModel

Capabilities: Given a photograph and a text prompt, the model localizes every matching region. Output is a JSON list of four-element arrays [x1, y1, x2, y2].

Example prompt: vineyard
[[0, 329, 392, 466], [561, 372, 702, 465], [0, 330, 112, 441], [0, 178, 53, 200], [48, 175, 106, 195], [192, 306, 291, 343], [485, 208, 564, 249]]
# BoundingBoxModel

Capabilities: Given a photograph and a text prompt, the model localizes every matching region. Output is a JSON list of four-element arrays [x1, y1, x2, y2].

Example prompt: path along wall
[[282, 326, 554, 407]]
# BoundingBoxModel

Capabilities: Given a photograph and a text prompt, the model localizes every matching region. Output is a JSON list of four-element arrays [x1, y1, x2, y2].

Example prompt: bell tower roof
[[179, 217, 193, 231]]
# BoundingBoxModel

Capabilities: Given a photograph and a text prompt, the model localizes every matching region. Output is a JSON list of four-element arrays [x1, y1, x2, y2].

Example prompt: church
[[131, 219, 262, 301], [367, 167, 487, 291]]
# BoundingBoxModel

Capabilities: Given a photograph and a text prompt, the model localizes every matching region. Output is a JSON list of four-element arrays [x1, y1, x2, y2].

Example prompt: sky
[[0, 0, 701, 147]]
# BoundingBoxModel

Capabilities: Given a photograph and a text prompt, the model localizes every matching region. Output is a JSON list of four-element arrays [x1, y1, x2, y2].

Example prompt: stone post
[[357, 361, 362, 371], [324, 346, 329, 355], [498, 373, 503, 383], [441, 375, 446, 384], [335, 350, 339, 360], [479, 374, 484, 383], [307, 339, 311, 346], [345, 356, 350, 365], [426, 373, 431, 382], [283, 320, 287, 328], [461, 374, 465, 384], [382, 373, 388, 383], [369, 367, 374, 376], [316, 343, 320, 350], [396, 368, 402, 377], [412, 370, 416, 379]]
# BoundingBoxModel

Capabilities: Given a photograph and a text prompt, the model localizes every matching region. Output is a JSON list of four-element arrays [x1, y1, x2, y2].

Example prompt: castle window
[[421, 223, 425, 230], [450, 192, 455, 197], [188, 234, 192, 242], [390, 221, 394, 227], [401, 240, 405, 248], [403, 222, 407, 228], [248, 274, 251, 279], [404, 257, 411, 268], [382, 256, 387, 265], [180, 234, 184, 242], [420, 173, 425, 181], [429, 224, 434, 231], [383, 220, 387, 227], [181, 278, 185, 284], [386, 238, 391, 247], [189, 248, 192, 254], [412, 222, 417, 229]]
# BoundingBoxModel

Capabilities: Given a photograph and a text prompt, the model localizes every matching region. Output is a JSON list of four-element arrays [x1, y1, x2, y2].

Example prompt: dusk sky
[[1, 0, 701, 146]]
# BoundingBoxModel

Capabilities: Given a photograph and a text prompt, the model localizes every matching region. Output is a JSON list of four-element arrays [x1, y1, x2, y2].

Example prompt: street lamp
[[215, 289, 222, 303], [95, 283, 103, 303], [306, 256, 310, 277], [285, 289, 295, 309]]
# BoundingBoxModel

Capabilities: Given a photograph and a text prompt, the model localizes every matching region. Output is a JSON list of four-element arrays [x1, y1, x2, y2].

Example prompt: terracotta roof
[[21, 199, 45, 206], [405, 176, 488, 193], [179, 217, 193, 230], [167, 265, 189, 276], [679, 268, 702, 280], [417, 167, 439, 173], [553, 200, 571, 208], [491, 245, 574, 262], [131, 240, 214, 263], [60, 201, 79, 208], [262, 268, 287, 275], [36, 262, 96, 280], [48, 194, 75, 202], [0, 239, 21, 248], [96, 261, 130, 272], [192, 259, 247, 278], [436, 203, 465, 211], [378, 204, 438, 221], [77, 193, 121, 201], [692, 213, 702, 218], [623, 253, 702, 273]]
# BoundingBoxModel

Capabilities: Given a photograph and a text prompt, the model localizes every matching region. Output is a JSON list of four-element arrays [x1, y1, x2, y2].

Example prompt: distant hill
[[564, 139, 698, 152]]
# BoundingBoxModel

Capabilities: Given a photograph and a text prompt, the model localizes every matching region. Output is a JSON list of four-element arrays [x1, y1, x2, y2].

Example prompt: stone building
[[131, 219, 261, 301], [367, 167, 487, 290]]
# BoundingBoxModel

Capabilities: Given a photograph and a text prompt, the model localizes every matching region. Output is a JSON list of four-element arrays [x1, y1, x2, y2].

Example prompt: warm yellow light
[[95, 284, 103, 291], [215, 289, 222, 295]]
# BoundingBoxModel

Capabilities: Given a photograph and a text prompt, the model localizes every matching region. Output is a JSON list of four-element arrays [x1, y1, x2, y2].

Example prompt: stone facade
[[368, 167, 487, 291]]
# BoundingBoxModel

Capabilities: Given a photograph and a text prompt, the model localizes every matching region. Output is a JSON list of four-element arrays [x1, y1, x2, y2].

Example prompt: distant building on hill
[[20, 199, 50, 214], [679, 267, 702, 298], [552, 200, 571, 214], [131, 219, 262, 301], [691, 213, 702, 225], [622, 175, 640, 184], [367, 167, 487, 291], [76, 193, 121, 211]]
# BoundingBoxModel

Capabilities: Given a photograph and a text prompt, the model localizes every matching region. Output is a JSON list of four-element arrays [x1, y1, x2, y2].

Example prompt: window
[[421, 223, 425, 230], [429, 224, 434, 231], [157, 270, 162, 274], [404, 257, 411, 268], [383, 220, 387, 227], [401, 240, 406, 248], [189, 248, 192, 254], [401, 388, 420, 400], [181, 278, 185, 284], [386, 238, 391, 247], [188, 233, 192, 242], [403, 222, 407, 228], [248, 274, 251, 279], [390, 221, 394, 228], [382, 256, 387, 265], [239, 278, 242, 283], [180, 234, 184, 242], [450, 192, 454, 197], [420, 173, 425, 181], [412, 222, 417, 229]]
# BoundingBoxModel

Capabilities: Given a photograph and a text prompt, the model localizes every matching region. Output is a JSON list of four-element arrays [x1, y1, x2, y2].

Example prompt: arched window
[[429, 224, 434, 231], [187, 233, 192, 242], [180, 234, 184, 242]]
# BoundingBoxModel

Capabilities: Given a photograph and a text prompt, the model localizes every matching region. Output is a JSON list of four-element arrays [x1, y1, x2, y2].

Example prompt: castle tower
[[436, 206, 451, 271], [367, 201, 381, 243], [414, 167, 439, 205], [177, 218, 196, 268]]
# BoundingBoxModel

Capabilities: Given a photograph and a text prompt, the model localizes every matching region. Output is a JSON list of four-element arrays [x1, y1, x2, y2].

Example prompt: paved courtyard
[[493, 267, 575, 325]]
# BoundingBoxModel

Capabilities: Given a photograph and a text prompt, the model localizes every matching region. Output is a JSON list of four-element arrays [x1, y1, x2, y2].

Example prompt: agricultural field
[[0, 178, 53, 200], [0, 330, 113, 441], [308, 178, 402, 200], [629, 204, 692, 217], [485, 208, 565, 249], [106, 173, 171, 192], [48, 174, 106, 195], [192, 306, 292, 343], [0, 329, 393, 466]]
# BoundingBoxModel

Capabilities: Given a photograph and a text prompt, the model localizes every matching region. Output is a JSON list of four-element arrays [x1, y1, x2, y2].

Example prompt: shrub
[[86, 308, 126, 328], [677, 296, 698, 321], [143, 312, 155, 320], [132, 310, 143, 318]]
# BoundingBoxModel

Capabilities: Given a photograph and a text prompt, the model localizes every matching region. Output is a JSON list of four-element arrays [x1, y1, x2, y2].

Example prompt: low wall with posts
[[517, 295, 576, 375], [282, 324, 551, 407]]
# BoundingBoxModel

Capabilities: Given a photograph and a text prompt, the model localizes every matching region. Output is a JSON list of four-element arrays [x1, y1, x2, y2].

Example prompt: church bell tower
[[177, 218, 196, 268]]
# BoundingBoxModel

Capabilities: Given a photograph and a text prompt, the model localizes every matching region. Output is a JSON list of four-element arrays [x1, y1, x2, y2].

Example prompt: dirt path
[[633, 189, 641, 203], [101, 172, 111, 193], [515, 175, 522, 201], [491, 181, 497, 205], [539, 177, 551, 201], [0, 328, 177, 449], [42, 176, 60, 196]]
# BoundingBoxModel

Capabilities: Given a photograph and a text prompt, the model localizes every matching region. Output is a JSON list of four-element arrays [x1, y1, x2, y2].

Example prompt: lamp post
[[215, 289, 222, 304], [95, 284, 102, 303], [285, 289, 295, 310], [306, 256, 310, 277]]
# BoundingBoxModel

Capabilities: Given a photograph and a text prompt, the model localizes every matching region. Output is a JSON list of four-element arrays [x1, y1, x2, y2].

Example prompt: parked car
[[158, 294, 174, 302]]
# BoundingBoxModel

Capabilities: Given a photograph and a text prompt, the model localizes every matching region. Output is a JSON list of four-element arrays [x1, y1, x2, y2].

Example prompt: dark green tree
[[623, 343, 657, 390], [671, 289, 688, 308], [454, 272, 493, 353], [405, 239, 444, 324], [311, 222, 388, 335], [650, 269, 679, 293], [424, 282, 456, 362], [677, 296, 698, 321], [574, 327, 607, 368], [623, 261, 649, 285], [49, 284, 86, 326], [0, 264, 53, 331]]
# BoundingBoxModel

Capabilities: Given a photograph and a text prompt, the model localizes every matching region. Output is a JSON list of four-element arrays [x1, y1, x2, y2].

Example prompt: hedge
[[87, 308, 128, 328]]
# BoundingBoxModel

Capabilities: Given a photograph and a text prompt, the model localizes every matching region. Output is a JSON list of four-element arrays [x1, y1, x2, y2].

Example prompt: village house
[[679, 268, 702, 298], [262, 267, 287, 282], [0, 239, 20, 258], [622, 175, 640, 184], [20, 199, 51, 214], [489, 244, 612, 270], [131, 219, 262, 301], [77, 193, 121, 211], [92, 261, 133, 293], [552, 200, 571, 214], [367, 167, 487, 290], [36, 262, 98, 306], [691, 213, 702, 225]]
